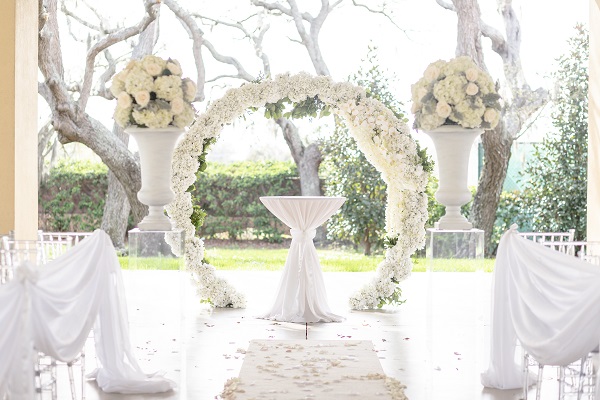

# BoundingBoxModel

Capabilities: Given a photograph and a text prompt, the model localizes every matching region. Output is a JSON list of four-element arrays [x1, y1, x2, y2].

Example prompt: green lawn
[[119, 247, 496, 272]]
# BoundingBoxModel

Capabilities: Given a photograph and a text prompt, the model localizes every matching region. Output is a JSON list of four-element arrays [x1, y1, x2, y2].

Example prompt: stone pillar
[[0, 0, 38, 240]]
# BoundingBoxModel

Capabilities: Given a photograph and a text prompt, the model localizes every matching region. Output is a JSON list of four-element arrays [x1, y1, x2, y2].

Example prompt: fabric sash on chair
[[0, 230, 176, 399], [481, 225, 600, 393]]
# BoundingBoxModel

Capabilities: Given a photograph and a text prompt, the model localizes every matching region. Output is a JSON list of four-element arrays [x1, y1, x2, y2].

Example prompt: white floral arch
[[166, 72, 429, 309]]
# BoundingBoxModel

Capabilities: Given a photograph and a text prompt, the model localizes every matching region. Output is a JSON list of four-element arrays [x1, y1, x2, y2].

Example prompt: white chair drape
[[481, 225, 600, 391], [0, 230, 175, 399]]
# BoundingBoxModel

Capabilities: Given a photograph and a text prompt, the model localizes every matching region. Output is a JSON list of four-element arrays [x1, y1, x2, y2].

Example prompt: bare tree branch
[[253, 0, 330, 75], [351, 0, 404, 32], [191, 11, 272, 76], [96, 50, 117, 99], [77, 0, 159, 111], [165, 0, 256, 88], [60, 0, 103, 33]]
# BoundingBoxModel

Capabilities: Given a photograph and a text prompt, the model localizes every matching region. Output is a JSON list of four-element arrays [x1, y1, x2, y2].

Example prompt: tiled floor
[[65, 270, 566, 400]]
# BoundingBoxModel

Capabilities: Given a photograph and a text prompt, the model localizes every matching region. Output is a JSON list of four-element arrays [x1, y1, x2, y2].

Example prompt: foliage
[[489, 190, 533, 254], [323, 125, 387, 255], [39, 160, 108, 232], [425, 175, 445, 227], [191, 161, 300, 241], [520, 25, 589, 240], [322, 48, 410, 256]]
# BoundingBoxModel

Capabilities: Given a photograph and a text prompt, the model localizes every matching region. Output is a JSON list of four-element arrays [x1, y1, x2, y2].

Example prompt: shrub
[[39, 160, 108, 231], [191, 161, 300, 242]]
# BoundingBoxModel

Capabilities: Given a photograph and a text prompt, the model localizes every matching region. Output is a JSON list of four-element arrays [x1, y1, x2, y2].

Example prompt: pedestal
[[426, 228, 484, 272], [425, 227, 486, 388], [127, 228, 187, 396], [128, 229, 185, 270]]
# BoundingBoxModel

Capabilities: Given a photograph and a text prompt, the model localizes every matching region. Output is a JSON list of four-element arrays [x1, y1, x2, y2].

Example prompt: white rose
[[117, 91, 132, 109], [171, 97, 184, 115], [435, 101, 452, 118], [483, 108, 500, 128], [465, 82, 479, 96], [465, 67, 479, 82], [183, 78, 197, 102], [135, 90, 151, 107], [424, 64, 440, 82], [167, 60, 182, 76], [145, 62, 162, 77]]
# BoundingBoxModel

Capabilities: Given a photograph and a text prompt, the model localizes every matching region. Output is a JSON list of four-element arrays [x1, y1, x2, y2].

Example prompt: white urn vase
[[424, 125, 483, 230], [126, 126, 184, 231]]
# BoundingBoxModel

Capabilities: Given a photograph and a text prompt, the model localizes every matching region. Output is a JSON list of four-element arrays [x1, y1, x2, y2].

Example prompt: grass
[[119, 248, 497, 272]]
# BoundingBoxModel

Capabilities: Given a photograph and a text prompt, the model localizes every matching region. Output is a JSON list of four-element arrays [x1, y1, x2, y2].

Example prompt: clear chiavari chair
[[519, 235, 598, 400], [2, 236, 87, 400], [516, 230, 597, 400], [1, 239, 57, 400]]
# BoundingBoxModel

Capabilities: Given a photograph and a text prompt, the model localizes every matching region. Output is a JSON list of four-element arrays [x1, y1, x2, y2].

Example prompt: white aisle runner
[[221, 340, 407, 399]]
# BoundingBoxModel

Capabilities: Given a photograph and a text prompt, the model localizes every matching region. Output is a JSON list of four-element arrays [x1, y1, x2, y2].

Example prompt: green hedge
[[39, 160, 107, 231], [191, 161, 301, 242]]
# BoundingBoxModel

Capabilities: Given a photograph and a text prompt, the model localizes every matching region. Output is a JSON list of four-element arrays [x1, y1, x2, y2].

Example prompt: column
[[588, 0, 600, 242], [0, 0, 38, 240]]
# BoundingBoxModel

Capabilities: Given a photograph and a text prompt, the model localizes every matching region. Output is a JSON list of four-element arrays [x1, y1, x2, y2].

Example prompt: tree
[[521, 25, 589, 239], [437, 0, 550, 253], [38, 0, 160, 247], [40, 0, 394, 246], [322, 48, 413, 255]]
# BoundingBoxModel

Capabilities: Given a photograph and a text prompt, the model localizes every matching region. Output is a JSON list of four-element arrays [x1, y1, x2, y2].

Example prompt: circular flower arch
[[166, 72, 429, 309]]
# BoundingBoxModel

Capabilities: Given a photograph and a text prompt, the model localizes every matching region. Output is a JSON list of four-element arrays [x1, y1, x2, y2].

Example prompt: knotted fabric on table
[[481, 225, 600, 392], [258, 197, 345, 323], [0, 230, 175, 399]]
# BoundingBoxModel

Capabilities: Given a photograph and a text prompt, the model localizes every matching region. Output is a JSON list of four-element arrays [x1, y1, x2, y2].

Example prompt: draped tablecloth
[[481, 225, 600, 391], [0, 230, 175, 399], [258, 196, 345, 323]]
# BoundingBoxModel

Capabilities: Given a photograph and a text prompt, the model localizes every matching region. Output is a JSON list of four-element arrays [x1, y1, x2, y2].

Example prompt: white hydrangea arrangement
[[110, 55, 197, 129], [167, 72, 429, 309], [411, 56, 502, 131]]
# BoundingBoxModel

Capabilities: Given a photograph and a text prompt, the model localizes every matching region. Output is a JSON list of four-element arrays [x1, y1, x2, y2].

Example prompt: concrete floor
[[58, 270, 568, 400]]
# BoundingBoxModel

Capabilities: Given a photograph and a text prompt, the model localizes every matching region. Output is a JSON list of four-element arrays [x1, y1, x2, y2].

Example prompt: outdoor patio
[[66, 269, 560, 400]]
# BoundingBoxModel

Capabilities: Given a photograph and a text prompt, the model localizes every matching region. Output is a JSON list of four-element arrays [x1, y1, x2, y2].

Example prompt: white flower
[[465, 82, 479, 96], [166, 59, 182, 76], [423, 64, 440, 82], [134, 90, 151, 107], [117, 92, 132, 109], [141, 55, 167, 76], [435, 101, 452, 118], [124, 66, 153, 93], [113, 106, 132, 127], [183, 78, 197, 102], [411, 56, 502, 130], [111, 55, 197, 129], [171, 97, 185, 115], [465, 67, 479, 82], [154, 75, 184, 101], [483, 107, 500, 126]]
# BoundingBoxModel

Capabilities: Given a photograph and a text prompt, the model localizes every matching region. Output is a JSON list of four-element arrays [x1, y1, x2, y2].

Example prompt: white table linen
[[481, 225, 600, 391], [0, 230, 175, 399], [258, 196, 345, 323]]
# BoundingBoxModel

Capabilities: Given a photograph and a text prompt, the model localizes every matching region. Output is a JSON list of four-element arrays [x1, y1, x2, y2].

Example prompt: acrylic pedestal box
[[126, 228, 187, 395], [425, 228, 484, 272]]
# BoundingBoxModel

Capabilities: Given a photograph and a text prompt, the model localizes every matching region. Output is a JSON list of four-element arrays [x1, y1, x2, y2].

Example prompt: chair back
[[517, 229, 575, 244]]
